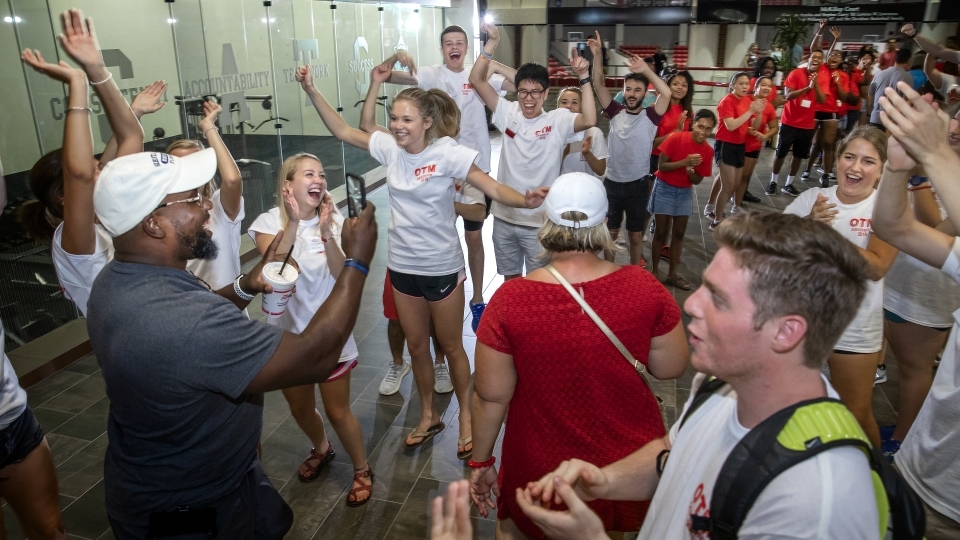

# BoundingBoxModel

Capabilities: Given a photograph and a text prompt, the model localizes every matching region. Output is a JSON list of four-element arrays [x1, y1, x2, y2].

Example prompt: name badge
[[801, 99, 812, 108], [308, 237, 326, 254], [504, 128, 516, 138]]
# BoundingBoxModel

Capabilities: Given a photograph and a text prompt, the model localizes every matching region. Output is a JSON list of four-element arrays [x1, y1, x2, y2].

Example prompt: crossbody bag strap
[[544, 264, 654, 384]]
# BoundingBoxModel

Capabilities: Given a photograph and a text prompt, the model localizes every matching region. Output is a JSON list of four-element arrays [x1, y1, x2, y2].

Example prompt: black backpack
[[676, 377, 926, 540]]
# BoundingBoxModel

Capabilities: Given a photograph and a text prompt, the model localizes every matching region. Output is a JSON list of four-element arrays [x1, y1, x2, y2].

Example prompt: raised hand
[[525, 187, 550, 209], [901, 24, 917, 38], [818, 19, 827, 32], [879, 82, 950, 160], [283, 186, 301, 223], [393, 50, 417, 74], [21, 49, 85, 83], [829, 26, 841, 40], [430, 481, 473, 540], [318, 194, 336, 236], [570, 49, 589, 77], [626, 54, 649, 75], [197, 100, 222, 134], [675, 110, 688, 131], [131, 80, 167, 118], [295, 64, 315, 92], [809, 194, 839, 224], [886, 134, 918, 173], [58, 9, 104, 71], [581, 135, 593, 155], [586, 30, 602, 57], [480, 20, 499, 44], [685, 154, 703, 167], [371, 63, 392, 85]]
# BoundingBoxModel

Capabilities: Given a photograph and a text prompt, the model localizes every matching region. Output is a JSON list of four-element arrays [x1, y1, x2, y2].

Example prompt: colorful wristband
[[468, 456, 496, 469], [234, 275, 255, 301], [479, 49, 493, 60]]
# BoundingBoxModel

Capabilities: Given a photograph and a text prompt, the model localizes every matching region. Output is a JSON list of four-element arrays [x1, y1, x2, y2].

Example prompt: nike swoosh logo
[[440, 284, 451, 293]]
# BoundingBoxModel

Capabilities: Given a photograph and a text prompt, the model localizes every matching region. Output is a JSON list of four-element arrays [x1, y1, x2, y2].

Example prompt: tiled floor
[[9, 136, 903, 539]]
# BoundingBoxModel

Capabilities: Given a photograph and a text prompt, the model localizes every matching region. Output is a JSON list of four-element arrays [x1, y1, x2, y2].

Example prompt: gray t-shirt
[[87, 260, 283, 526], [869, 66, 915, 124]]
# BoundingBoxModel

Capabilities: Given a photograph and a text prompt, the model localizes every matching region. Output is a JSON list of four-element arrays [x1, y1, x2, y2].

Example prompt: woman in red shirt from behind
[[704, 72, 765, 229], [468, 173, 689, 539]]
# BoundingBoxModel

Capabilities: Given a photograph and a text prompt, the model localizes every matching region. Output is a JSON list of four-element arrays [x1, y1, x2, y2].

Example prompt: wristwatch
[[579, 76, 592, 86]]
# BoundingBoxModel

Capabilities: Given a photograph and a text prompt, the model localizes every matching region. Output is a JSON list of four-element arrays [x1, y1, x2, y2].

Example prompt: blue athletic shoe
[[470, 302, 486, 333], [881, 438, 901, 463], [880, 425, 896, 443]]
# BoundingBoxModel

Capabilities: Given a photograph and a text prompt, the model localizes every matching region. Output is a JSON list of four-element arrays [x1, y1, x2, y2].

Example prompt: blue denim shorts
[[0, 406, 44, 468], [647, 180, 693, 217]]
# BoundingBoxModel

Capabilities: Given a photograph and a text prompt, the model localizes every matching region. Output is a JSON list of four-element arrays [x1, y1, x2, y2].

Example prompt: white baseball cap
[[544, 172, 608, 228], [94, 149, 217, 237]]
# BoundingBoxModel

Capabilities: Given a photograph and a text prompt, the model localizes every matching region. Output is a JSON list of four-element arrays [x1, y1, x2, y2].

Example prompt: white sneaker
[[379, 361, 411, 395], [703, 203, 716, 217], [434, 363, 454, 394], [874, 364, 887, 386]]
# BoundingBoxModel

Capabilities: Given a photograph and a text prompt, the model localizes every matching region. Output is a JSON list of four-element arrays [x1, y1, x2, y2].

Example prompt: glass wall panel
[[333, 2, 382, 178], [0, 0, 457, 352]]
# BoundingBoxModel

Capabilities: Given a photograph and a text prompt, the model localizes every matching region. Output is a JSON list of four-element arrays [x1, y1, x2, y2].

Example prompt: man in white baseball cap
[[85, 150, 379, 539]]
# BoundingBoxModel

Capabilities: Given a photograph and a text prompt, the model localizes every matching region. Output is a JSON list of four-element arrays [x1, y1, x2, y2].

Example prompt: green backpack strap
[[688, 397, 926, 540]]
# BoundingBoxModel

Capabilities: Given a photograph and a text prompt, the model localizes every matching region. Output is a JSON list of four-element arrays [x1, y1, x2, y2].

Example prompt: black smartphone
[[345, 172, 367, 219]]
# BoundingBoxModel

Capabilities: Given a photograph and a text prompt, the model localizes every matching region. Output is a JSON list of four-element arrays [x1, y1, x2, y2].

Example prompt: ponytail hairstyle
[[394, 87, 461, 144], [19, 149, 65, 242], [165, 139, 216, 198], [728, 71, 751, 93], [753, 75, 775, 98], [556, 86, 582, 105]]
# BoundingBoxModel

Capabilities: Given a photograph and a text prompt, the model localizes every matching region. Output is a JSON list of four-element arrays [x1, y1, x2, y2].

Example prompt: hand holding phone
[[345, 173, 367, 219]]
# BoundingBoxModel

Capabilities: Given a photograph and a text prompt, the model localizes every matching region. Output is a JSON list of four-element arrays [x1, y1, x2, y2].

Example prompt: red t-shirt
[[814, 65, 846, 113], [780, 67, 817, 130], [846, 69, 864, 112], [746, 101, 777, 153], [716, 94, 754, 145], [655, 131, 714, 188], [652, 104, 692, 156], [476, 265, 679, 539]]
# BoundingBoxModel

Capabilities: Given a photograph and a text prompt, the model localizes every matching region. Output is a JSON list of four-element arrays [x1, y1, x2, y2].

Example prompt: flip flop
[[665, 276, 692, 291], [405, 422, 445, 448], [457, 436, 473, 460]]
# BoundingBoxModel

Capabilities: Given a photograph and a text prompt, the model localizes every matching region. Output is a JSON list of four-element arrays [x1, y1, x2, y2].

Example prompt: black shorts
[[0, 406, 44, 469], [389, 269, 464, 302], [776, 124, 816, 159], [844, 111, 861, 130], [714, 141, 746, 168], [744, 149, 761, 159], [605, 177, 651, 232], [649, 153, 659, 175], [815, 111, 838, 121], [462, 195, 492, 232]]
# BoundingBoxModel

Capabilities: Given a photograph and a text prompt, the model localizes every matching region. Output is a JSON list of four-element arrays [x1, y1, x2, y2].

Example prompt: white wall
[[521, 25, 550, 65], [689, 24, 720, 69]]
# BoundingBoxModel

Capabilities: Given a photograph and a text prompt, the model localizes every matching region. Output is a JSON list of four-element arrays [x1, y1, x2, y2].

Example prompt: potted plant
[[771, 13, 809, 72]]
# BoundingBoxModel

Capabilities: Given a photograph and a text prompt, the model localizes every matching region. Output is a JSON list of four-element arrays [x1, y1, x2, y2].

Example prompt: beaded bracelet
[[90, 71, 113, 85], [468, 456, 496, 469], [233, 275, 255, 301]]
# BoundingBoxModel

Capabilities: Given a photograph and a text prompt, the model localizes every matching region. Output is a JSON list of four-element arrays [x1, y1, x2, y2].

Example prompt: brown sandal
[[346, 464, 375, 507], [298, 443, 335, 483], [664, 276, 692, 291]]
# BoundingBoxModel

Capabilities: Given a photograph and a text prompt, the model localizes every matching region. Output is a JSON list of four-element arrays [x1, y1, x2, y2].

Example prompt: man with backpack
[[509, 211, 923, 540]]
